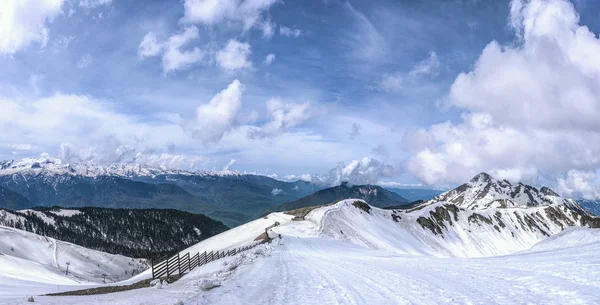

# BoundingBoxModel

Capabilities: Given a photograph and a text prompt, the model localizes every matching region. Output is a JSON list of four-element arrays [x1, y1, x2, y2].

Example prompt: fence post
[[166, 255, 170, 280], [151, 257, 155, 279]]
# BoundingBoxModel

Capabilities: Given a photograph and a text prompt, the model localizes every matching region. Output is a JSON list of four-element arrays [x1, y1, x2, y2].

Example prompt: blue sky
[[2, 0, 600, 197]]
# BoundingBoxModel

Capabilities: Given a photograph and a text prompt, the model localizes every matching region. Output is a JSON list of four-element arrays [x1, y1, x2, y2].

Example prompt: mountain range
[[0, 158, 319, 227]]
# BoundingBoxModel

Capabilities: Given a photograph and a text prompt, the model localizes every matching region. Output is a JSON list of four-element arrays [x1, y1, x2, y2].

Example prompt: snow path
[[199, 237, 600, 305], [5, 233, 600, 304], [51, 239, 58, 269]]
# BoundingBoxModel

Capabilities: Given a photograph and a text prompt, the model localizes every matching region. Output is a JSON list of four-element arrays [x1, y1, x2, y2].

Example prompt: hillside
[[0, 226, 147, 285], [0, 207, 228, 259], [278, 182, 409, 211], [0, 187, 32, 210]]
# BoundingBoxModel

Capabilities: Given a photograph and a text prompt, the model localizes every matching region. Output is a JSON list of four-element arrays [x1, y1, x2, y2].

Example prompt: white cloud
[[377, 73, 403, 92], [271, 188, 283, 195], [216, 40, 252, 72], [0, 93, 196, 167], [279, 26, 302, 38], [0, 0, 65, 54], [76, 53, 92, 68], [405, 0, 600, 185], [181, 0, 278, 31], [251, 98, 311, 138], [408, 51, 440, 78], [138, 32, 163, 58], [187, 79, 245, 143], [557, 170, 599, 200], [138, 27, 205, 74], [311, 157, 400, 186], [259, 20, 275, 39], [79, 0, 112, 9], [264, 53, 275, 65], [376, 51, 440, 92]]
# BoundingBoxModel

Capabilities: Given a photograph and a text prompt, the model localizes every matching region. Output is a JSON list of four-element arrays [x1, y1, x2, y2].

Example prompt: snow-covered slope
[[0, 226, 147, 285], [5, 199, 599, 305]]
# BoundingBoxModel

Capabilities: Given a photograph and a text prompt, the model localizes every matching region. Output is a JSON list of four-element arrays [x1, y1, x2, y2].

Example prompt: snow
[[46, 209, 82, 217], [0, 157, 250, 179], [0, 226, 147, 300], [1, 199, 599, 304], [18, 210, 56, 225]]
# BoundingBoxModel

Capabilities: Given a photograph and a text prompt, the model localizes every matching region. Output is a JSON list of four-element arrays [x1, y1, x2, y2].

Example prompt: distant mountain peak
[[470, 172, 493, 183], [427, 173, 584, 212], [279, 183, 408, 211]]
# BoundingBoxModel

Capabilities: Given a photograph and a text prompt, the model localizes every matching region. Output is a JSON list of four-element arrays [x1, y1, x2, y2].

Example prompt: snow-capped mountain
[[0, 156, 242, 178], [424, 172, 585, 212], [0, 157, 321, 227]]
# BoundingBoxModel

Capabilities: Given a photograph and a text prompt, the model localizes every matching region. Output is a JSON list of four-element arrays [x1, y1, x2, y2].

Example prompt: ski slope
[[0, 225, 148, 300], [2, 200, 599, 304]]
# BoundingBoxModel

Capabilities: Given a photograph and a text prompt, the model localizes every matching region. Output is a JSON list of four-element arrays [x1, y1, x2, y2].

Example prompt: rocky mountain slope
[[0, 207, 228, 259], [278, 182, 409, 211]]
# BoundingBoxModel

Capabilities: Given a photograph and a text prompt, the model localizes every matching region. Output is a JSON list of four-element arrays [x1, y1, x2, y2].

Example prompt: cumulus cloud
[[279, 26, 302, 38], [271, 188, 283, 195], [556, 170, 600, 200], [404, 0, 600, 185], [187, 79, 245, 143], [310, 158, 400, 186], [181, 0, 278, 31], [0, 92, 196, 168], [138, 27, 205, 74], [0, 0, 65, 54], [216, 39, 252, 72], [251, 98, 311, 138], [264, 53, 275, 65]]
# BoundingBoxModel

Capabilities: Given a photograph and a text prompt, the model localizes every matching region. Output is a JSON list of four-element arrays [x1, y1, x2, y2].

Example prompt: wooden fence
[[151, 241, 265, 280]]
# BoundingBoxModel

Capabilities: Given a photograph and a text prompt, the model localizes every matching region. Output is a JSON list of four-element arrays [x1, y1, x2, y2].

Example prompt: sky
[[1, 0, 600, 198]]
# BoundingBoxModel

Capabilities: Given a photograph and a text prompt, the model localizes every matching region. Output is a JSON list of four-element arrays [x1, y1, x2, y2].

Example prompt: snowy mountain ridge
[[424, 172, 584, 212], [0, 156, 245, 179]]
